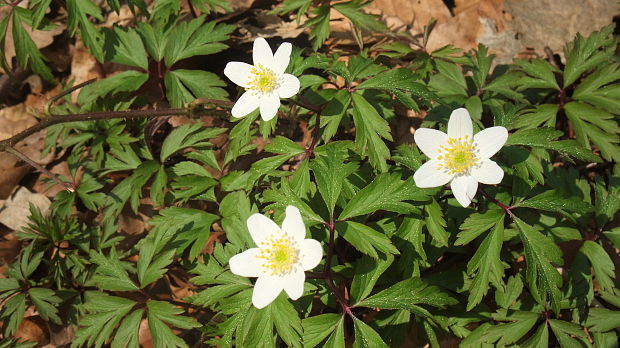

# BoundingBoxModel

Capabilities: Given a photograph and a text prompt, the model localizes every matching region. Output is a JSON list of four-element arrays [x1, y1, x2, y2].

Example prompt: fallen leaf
[[0, 186, 51, 231]]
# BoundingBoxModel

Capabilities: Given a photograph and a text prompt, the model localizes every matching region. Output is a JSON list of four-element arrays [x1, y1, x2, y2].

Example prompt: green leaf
[[336, 221, 399, 259], [515, 190, 593, 214], [573, 63, 620, 113], [465, 221, 505, 310], [28, 288, 61, 324], [514, 58, 559, 89], [350, 254, 394, 304], [563, 25, 615, 87], [306, 5, 330, 51], [522, 322, 549, 348], [265, 136, 305, 155], [580, 241, 615, 293], [66, 0, 104, 61], [359, 278, 457, 311], [165, 69, 229, 107], [160, 123, 224, 162], [271, 295, 302, 347], [104, 25, 148, 69], [351, 92, 392, 171], [586, 308, 620, 332], [333, 0, 386, 32], [352, 316, 389, 348], [514, 217, 563, 313], [311, 148, 358, 217], [264, 178, 324, 223], [73, 292, 137, 348], [11, 12, 54, 81], [78, 71, 148, 106], [89, 248, 139, 291], [507, 127, 562, 146], [302, 314, 343, 348], [103, 160, 159, 220], [513, 104, 558, 130], [0, 293, 26, 336], [150, 165, 167, 207], [564, 101, 620, 162], [164, 17, 232, 67], [455, 209, 504, 246], [548, 319, 590, 348], [424, 198, 450, 247], [339, 173, 424, 220], [147, 301, 200, 348], [136, 238, 175, 288], [110, 308, 143, 348]]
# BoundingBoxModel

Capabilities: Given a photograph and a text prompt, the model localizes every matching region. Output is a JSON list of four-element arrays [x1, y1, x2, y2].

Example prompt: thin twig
[[4, 147, 75, 192], [322, 217, 354, 317], [44, 78, 97, 116]]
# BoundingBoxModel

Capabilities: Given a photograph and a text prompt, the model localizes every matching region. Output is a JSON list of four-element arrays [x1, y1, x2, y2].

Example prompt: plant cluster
[[0, 0, 619, 347]]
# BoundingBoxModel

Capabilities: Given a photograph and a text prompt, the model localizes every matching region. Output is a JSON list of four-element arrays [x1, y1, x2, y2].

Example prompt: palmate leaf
[[73, 292, 137, 348], [77, 70, 149, 107], [160, 123, 225, 162], [66, 0, 104, 61], [335, 221, 399, 259], [301, 314, 344, 348], [564, 101, 620, 162], [103, 25, 148, 69], [338, 173, 426, 220], [165, 69, 229, 107], [563, 24, 615, 88], [358, 278, 457, 312], [350, 92, 392, 171], [514, 217, 563, 313], [163, 16, 233, 67], [462, 310, 539, 346], [579, 241, 616, 293], [11, 10, 53, 81], [28, 288, 61, 324], [352, 317, 389, 348], [465, 217, 505, 310], [89, 248, 139, 291], [147, 301, 200, 348], [310, 144, 359, 216], [350, 254, 394, 305]]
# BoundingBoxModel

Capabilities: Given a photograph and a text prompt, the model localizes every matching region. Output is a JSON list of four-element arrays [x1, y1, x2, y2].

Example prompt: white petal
[[277, 74, 300, 99], [246, 213, 280, 246], [414, 128, 449, 159], [451, 175, 478, 207], [282, 206, 305, 241], [447, 108, 473, 139], [259, 92, 280, 121], [253, 37, 274, 68], [231, 91, 260, 118], [471, 159, 504, 184], [223, 62, 253, 88], [273, 42, 292, 74], [299, 239, 323, 270], [252, 275, 285, 309], [474, 126, 508, 159], [413, 160, 453, 188], [229, 248, 264, 277], [283, 271, 305, 300]]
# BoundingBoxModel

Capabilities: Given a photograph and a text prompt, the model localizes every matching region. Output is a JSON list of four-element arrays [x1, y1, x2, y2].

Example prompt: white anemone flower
[[413, 108, 508, 207], [229, 206, 323, 309], [223, 37, 300, 121]]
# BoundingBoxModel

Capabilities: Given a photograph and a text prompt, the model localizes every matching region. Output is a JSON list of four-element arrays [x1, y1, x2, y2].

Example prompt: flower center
[[248, 64, 278, 93], [257, 232, 300, 276], [437, 135, 479, 175]]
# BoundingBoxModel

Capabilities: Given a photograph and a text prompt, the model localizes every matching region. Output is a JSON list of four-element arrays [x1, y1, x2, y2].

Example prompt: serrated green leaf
[[350, 254, 394, 304], [514, 217, 563, 313], [104, 25, 148, 69], [78, 71, 148, 106], [302, 314, 343, 348], [339, 173, 424, 220], [11, 12, 54, 81], [455, 209, 504, 246], [586, 308, 620, 332], [580, 241, 615, 293], [515, 189, 593, 214], [165, 69, 229, 107], [424, 198, 450, 247], [311, 146, 358, 216], [352, 316, 389, 348], [89, 249, 139, 291], [359, 278, 457, 311]]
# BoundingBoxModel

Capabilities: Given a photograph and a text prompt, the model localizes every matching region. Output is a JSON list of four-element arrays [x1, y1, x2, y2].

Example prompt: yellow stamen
[[257, 231, 300, 276], [247, 64, 278, 93], [437, 135, 479, 175]]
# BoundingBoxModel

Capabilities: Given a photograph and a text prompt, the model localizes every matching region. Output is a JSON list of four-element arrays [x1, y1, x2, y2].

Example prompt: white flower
[[223, 37, 300, 121], [413, 108, 508, 207], [229, 206, 323, 309]]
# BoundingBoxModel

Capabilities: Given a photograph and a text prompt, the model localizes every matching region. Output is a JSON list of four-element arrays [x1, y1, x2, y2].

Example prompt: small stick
[[4, 147, 75, 192]]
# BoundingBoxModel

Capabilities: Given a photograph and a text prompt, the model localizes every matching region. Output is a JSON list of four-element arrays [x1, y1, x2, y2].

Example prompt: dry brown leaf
[[0, 186, 51, 231], [69, 40, 104, 102], [14, 316, 50, 345], [370, 0, 451, 32]]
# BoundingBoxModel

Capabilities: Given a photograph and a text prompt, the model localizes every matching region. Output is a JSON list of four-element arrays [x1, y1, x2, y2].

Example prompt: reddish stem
[[322, 217, 354, 317], [478, 187, 514, 218]]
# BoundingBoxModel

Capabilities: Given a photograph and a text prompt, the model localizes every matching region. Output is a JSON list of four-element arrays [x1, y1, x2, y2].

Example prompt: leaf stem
[[478, 187, 514, 217], [4, 147, 75, 192], [323, 217, 354, 317]]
